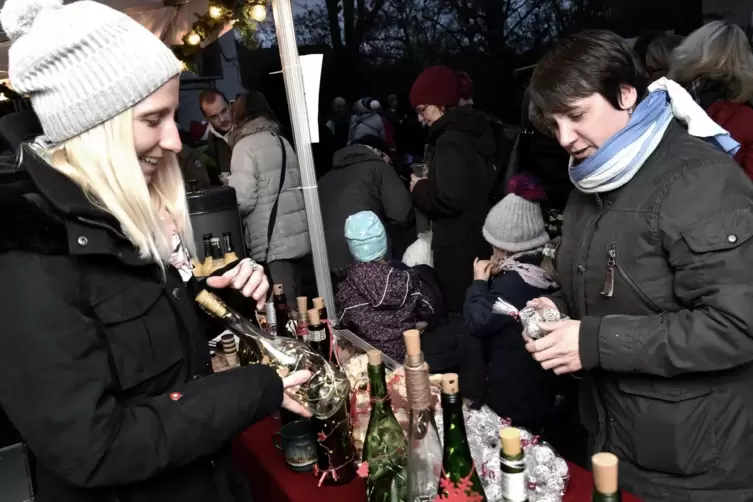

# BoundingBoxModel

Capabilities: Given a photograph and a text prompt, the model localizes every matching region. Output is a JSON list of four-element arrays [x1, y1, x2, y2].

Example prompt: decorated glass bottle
[[362, 350, 408, 502], [438, 374, 486, 501], [499, 428, 528, 502], [403, 329, 442, 502]]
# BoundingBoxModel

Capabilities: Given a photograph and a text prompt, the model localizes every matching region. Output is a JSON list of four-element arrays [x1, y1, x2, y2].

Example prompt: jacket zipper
[[604, 242, 663, 312], [600, 244, 616, 297]]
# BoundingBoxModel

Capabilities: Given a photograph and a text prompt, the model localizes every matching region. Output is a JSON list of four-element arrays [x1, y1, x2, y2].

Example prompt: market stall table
[[233, 416, 643, 502]]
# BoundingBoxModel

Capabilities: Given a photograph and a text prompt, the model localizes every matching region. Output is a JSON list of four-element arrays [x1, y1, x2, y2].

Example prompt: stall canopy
[[0, 0, 225, 78]]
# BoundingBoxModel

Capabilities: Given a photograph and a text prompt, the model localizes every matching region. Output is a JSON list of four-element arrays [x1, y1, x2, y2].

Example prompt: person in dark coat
[[526, 30, 753, 501], [336, 212, 437, 362], [0, 2, 311, 501], [319, 136, 414, 275], [464, 174, 581, 459], [409, 66, 495, 314]]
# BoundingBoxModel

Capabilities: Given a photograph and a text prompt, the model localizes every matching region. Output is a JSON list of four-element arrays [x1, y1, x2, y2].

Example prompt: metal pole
[[271, 0, 337, 320]]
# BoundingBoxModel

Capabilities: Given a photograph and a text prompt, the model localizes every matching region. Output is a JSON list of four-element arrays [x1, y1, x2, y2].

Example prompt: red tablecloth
[[233, 416, 642, 502]]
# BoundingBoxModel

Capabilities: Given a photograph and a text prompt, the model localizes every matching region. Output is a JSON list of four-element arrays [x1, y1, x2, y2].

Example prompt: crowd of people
[[1, 0, 753, 500]]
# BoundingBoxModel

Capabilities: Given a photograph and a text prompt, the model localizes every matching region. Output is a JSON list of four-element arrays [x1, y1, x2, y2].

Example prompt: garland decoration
[[171, 0, 267, 70]]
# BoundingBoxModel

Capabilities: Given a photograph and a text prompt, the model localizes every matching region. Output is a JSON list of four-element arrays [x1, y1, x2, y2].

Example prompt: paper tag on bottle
[[500, 471, 527, 501]]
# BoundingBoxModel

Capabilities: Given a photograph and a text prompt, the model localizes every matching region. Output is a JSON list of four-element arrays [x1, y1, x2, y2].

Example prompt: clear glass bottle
[[195, 290, 350, 419], [222, 231, 238, 263], [296, 296, 309, 341], [403, 329, 442, 502]]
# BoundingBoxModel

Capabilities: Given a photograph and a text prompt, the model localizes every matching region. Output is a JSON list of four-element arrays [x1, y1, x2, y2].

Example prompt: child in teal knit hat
[[338, 211, 437, 361]]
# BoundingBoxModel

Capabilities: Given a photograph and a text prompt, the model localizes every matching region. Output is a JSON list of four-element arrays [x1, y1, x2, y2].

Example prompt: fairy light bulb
[[209, 5, 223, 19], [250, 4, 267, 22], [187, 32, 201, 46]]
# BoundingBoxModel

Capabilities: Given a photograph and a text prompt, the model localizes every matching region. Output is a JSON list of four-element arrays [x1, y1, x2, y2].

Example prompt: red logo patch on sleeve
[[169, 392, 182, 401]]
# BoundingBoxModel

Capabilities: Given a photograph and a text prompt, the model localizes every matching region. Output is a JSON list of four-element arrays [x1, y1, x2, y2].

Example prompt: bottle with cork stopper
[[439, 373, 486, 500], [592, 452, 621, 501], [273, 284, 293, 338], [307, 308, 329, 360], [499, 427, 528, 501], [362, 350, 408, 501], [313, 296, 328, 321], [403, 329, 442, 501], [296, 296, 309, 341]]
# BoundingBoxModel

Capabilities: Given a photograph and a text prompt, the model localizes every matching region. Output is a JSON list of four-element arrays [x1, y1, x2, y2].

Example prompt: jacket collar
[[17, 145, 150, 266]]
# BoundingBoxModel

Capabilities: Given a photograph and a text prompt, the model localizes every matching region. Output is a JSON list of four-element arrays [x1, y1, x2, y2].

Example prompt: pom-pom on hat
[[410, 66, 461, 109], [0, 0, 183, 143], [482, 174, 550, 252]]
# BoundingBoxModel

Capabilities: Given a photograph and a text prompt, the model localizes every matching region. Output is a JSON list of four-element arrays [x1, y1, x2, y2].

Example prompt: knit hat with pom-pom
[[0, 0, 182, 143], [482, 174, 550, 252]]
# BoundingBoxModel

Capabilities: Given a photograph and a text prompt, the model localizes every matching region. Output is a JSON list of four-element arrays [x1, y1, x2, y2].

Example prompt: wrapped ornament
[[492, 299, 568, 340], [516, 439, 570, 502]]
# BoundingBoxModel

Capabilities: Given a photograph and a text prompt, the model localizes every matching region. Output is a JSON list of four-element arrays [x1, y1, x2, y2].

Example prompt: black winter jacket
[[319, 145, 414, 272], [552, 121, 753, 501], [464, 254, 576, 431], [412, 106, 494, 312], [0, 145, 284, 502]]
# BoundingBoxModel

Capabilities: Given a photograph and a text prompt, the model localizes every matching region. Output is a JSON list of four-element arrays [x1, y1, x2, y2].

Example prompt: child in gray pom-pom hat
[[463, 174, 578, 440]]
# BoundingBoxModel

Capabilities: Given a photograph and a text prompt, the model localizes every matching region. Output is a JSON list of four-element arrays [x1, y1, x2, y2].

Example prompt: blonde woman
[[0, 1, 309, 501], [670, 20, 753, 178]]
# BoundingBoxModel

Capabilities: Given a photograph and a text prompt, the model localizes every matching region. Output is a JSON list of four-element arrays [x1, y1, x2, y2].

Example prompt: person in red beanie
[[408, 65, 495, 313]]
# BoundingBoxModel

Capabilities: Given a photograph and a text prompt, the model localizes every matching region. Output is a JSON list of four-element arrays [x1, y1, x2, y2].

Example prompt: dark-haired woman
[[525, 30, 753, 501]]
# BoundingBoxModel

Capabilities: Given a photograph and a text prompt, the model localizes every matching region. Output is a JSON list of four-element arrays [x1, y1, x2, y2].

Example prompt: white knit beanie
[[0, 0, 183, 143], [482, 174, 550, 253]]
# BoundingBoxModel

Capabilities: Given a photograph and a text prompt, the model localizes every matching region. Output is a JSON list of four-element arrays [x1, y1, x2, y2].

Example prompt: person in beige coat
[[229, 91, 313, 297]]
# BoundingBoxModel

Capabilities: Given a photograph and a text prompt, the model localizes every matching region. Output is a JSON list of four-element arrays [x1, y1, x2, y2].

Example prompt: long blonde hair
[[669, 21, 753, 103], [44, 107, 195, 268]]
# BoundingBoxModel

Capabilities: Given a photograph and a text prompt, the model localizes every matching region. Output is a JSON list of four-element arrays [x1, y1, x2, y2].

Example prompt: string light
[[208, 5, 223, 19], [186, 32, 202, 45], [249, 4, 267, 22]]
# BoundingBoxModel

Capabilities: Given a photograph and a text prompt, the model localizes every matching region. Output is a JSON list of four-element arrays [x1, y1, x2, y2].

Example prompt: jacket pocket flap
[[682, 207, 753, 253], [618, 379, 712, 402], [93, 282, 163, 324]]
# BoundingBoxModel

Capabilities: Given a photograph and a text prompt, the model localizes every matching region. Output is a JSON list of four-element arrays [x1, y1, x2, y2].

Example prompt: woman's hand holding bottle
[[206, 258, 269, 310], [281, 370, 313, 417]]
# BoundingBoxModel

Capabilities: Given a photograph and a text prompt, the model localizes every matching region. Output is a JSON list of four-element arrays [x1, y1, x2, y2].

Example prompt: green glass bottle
[[362, 350, 408, 502], [438, 374, 486, 501], [499, 427, 528, 502], [592, 453, 622, 502]]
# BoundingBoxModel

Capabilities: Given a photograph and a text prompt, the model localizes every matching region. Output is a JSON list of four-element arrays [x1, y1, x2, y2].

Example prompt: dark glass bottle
[[499, 427, 528, 502], [313, 296, 328, 322], [202, 233, 213, 259], [362, 350, 408, 502], [592, 453, 621, 502], [208, 237, 225, 274], [307, 308, 329, 360], [273, 284, 293, 338], [313, 399, 355, 485], [222, 232, 238, 263], [438, 374, 486, 501], [296, 296, 310, 341]]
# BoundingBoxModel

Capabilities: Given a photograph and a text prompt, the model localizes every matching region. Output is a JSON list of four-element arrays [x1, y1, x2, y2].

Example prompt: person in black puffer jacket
[[409, 66, 495, 314], [0, 2, 312, 502], [463, 175, 580, 454]]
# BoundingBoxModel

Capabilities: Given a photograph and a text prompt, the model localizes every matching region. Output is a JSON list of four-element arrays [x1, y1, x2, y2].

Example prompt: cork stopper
[[307, 308, 320, 325], [441, 373, 459, 394], [273, 284, 284, 295], [313, 297, 324, 309], [195, 290, 227, 317], [367, 350, 382, 366], [500, 427, 522, 456], [592, 453, 619, 495], [297, 296, 308, 314], [403, 329, 422, 357]]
